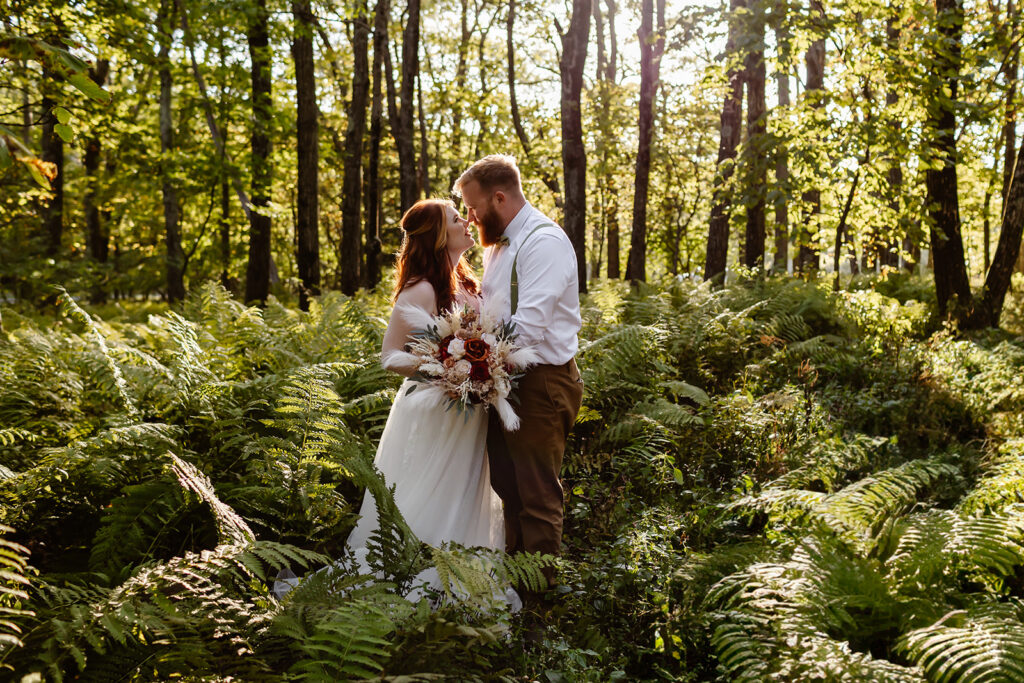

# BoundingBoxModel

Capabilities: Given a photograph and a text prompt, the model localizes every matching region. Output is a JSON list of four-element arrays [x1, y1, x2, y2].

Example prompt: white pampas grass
[[393, 301, 437, 331], [494, 396, 520, 431], [381, 349, 421, 374], [507, 346, 541, 370]]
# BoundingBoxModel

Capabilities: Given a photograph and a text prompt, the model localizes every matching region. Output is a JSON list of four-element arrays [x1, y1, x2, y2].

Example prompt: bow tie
[[497, 235, 510, 247]]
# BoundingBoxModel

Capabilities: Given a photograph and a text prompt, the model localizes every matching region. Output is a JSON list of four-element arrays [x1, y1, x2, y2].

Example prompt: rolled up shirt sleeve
[[509, 233, 572, 347]]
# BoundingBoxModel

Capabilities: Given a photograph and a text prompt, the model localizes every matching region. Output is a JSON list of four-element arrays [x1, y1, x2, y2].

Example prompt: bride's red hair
[[393, 199, 479, 312]]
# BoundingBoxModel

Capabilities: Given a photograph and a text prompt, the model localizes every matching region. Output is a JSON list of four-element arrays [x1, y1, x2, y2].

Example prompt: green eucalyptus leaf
[[53, 107, 71, 125]]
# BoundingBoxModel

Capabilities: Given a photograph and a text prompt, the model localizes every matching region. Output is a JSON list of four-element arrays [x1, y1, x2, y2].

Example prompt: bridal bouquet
[[385, 302, 537, 430]]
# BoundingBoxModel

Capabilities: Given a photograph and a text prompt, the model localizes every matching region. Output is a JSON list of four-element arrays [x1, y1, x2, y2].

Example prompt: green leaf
[[54, 124, 73, 143], [52, 106, 71, 125], [67, 73, 111, 103], [673, 467, 684, 485]]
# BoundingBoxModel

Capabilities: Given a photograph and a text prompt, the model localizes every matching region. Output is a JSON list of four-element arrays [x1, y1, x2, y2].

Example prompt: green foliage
[[3, 277, 1024, 679]]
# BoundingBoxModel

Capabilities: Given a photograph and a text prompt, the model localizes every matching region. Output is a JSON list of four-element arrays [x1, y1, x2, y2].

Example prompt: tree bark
[[364, 0, 387, 289], [743, 0, 767, 271], [879, 14, 902, 269], [417, 69, 431, 197], [507, 0, 562, 203], [340, 0, 369, 296], [797, 0, 825, 275], [705, 0, 746, 283], [970, 140, 1024, 327], [245, 0, 274, 305], [601, 0, 621, 278], [158, 0, 185, 302], [85, 59, 110, 268], [391, 0, 420, 213], [772, 15, 790, 274], [41, 67, 64, 257], [925, 0, 972, 318], [626, 0, 665, 282], [292, 0, 320, 310], [559, 0, 592, 293]]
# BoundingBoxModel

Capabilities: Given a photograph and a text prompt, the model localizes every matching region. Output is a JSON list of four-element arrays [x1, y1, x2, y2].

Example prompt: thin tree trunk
[[339, 0, 369, 296], [971, 139, 1024, 327], [293, 0, 320, 310], [603, 0, 621, 278], [158, 0, 185, 302], [773, 16, 790, 274], [391, 0, 420, 212], [41, 66, 64, 256], [626, 0, 665, 282], [85, 59, 110, 267], [798, 0, 825, 275], [417, 69, 431, 197], [245, 0, 273, 305], [705, 0, 746, 283], [833, 148, 867, 291], [879, 14, 902, 269], [559, 0, 591, 293], [364, 0, 386, 289], [926, 0, 972, 318], [507, 0, 562, 203], [743, 0, 767, 271], [220, 178, 232, 290]]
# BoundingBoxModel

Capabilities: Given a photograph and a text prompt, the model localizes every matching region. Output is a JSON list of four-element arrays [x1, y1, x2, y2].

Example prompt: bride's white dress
[[344, 374, 505, 574], [274, 289, 514, 607]]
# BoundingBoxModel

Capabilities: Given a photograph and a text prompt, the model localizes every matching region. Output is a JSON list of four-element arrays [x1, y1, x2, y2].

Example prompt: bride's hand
[[457, 291, 482, 314]]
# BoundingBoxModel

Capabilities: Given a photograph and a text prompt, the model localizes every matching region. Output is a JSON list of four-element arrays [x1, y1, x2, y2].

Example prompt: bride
[[275, 198, 506, 601]]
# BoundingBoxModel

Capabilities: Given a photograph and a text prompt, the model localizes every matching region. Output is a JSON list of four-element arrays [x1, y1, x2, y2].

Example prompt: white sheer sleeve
[[380, 280, 437, 377]]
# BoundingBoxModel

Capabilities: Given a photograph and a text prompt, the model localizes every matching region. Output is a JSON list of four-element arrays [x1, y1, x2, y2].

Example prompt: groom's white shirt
[[481, 203, 582, 366]]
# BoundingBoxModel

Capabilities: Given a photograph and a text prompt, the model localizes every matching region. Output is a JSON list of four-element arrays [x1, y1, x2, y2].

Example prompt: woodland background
[[4, 0, 1024, 680]]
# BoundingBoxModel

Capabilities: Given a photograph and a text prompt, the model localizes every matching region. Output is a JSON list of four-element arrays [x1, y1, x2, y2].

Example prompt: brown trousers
[[487, 358, 583, 587]]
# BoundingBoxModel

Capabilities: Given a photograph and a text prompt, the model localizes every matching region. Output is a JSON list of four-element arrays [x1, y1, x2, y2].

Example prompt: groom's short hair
[[454, 155, 523, 196]]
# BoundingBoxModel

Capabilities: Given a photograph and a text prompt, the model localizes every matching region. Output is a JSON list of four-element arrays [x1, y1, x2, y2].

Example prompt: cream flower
[[448, 337, 466, 359], [451, 359, 472, 381]]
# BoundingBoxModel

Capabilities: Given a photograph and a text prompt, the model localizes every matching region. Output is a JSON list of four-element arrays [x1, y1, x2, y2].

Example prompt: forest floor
[[3, 272, 1024, 681]]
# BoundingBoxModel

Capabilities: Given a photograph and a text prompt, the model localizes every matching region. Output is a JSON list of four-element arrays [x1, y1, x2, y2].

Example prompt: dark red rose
[[438, 335, 454, 362], [469, 361, 491, 381], [464, 337, 490, 362]]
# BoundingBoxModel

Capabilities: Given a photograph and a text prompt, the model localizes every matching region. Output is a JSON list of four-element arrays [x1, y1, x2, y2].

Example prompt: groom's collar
[[500, 203, 534, 246]]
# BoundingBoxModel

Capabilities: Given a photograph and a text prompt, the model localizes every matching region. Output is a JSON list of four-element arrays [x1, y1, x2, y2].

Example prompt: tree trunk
[[417, 70, 431, 197], [391, 0, 420, 213], [926, 0, 972, 318], [84, 59, 111, 303], [797, 0, 825, 275], [292, 0, 320, 310], [772, 18, 790, 274], [743, 0, 767, 271], [363, 0, 386, 289], [705, 0, 745, 283], [245, 0, 274, 305], [507, 0, 562, 203], [340, 0, 369, 296], [878, 14, 902, 269], [626, 0, 665, 283], [41, 77, 64, 256], [970, 140, 1024, 327], [220, 178, 232, 290], [158, 0, 185, 302], [559, 0, 591, 293]]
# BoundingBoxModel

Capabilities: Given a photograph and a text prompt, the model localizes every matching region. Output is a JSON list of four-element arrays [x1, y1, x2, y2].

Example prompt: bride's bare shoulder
[[395, 280, 436, 311]]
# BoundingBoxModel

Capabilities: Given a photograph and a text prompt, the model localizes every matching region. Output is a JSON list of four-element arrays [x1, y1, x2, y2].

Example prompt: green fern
[[898, 603, 1024, 682]]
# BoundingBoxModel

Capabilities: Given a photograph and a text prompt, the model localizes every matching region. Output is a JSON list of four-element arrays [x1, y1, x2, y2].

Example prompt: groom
[[454, 155, 583, 600]]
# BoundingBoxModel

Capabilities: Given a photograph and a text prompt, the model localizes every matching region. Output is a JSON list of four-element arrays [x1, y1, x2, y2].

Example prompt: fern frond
[[898, 604, 1024, 682]]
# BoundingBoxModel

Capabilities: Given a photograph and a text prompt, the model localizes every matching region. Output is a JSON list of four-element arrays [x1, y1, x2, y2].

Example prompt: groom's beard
[[476, 208, 505, 247]]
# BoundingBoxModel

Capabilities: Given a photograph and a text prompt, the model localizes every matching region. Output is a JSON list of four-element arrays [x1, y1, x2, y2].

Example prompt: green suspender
[[510, 223, 558, 316]]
